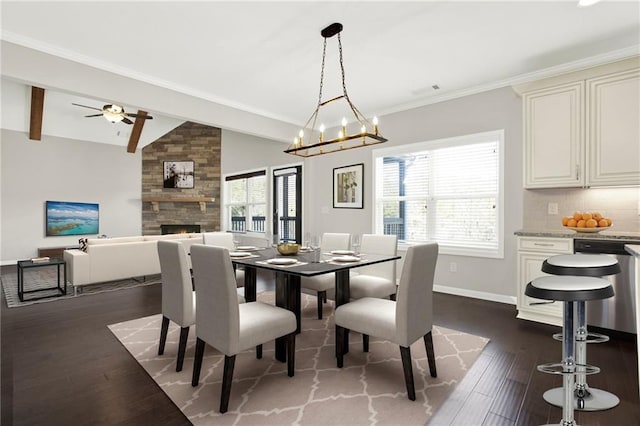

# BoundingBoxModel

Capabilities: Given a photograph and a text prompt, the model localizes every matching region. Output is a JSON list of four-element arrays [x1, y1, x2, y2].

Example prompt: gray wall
[[303, 87, 523, 301], [1, 129, 142, 263]]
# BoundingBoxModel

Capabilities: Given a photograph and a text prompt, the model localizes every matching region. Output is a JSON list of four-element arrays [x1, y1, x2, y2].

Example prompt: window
[[373, 130, 504, 258], [224, 170, 267, 233]]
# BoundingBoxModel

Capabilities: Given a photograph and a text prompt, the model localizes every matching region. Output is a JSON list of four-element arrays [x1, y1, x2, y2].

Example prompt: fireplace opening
[[161, 224, 201, 235]]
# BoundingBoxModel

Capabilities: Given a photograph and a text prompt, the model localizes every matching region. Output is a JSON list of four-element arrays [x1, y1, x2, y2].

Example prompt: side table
[[17, 259, 67, 302]]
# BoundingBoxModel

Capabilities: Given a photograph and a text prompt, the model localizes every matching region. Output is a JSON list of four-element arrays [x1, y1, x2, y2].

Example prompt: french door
[[272, 166, 302, 243]]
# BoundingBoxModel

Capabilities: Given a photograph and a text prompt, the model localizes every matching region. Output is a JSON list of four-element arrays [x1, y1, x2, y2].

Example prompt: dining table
[[230, 246, 401, 362]]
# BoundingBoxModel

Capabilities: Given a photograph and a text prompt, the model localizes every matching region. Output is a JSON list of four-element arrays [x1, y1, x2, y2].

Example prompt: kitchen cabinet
[[519, 58, 640, 189], [516, 236, 573, 326]]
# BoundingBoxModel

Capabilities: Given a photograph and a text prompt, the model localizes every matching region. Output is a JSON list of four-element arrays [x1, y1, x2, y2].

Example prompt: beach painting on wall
[[46, 201, 99, 236]]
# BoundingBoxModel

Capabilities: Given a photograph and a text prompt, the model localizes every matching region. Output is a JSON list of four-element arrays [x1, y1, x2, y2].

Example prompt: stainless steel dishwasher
[[574, 238, 637, 334]]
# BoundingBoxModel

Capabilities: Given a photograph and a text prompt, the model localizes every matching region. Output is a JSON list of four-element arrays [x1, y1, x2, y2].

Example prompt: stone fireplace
[[161, 224, 201, 235], [142, 122, 221, 235]]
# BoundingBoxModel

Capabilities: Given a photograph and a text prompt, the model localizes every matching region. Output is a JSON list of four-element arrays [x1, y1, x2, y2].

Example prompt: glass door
[[272, 166, 302, 243]]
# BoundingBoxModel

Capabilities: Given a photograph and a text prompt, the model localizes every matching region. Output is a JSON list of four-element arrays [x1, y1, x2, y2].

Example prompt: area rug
[[109, 292, 489, 425], [1, 268, 161, 308]]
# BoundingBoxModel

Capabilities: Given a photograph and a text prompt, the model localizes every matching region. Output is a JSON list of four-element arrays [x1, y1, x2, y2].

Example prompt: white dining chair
[[349, 234, 398, 300], [300, 232, 350, 319], [157, 240, 195, 372], [190, 244, 297, 413], [203, 231, 245, 286], [335, 242, 439, 400]]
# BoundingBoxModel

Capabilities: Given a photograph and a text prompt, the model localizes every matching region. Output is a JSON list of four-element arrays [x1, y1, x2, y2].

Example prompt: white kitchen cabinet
[[519, 58, 640, 189], [587, 69, 640, 186], [516, 236, 573, 326], [523, 82, 584, 188]]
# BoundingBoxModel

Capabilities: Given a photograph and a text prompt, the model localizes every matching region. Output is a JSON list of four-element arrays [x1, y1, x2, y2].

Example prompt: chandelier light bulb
[[319, 124, 325, 142], [373, 116, 379, 135]]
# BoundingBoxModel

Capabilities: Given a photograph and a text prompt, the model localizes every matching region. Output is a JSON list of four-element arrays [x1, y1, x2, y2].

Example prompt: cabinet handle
[[576, 164, 580, 181], [533, 242, 554, 247]]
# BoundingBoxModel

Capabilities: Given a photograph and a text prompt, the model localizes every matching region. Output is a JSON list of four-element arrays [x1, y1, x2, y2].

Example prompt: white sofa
[[64, 233, 203, 289]]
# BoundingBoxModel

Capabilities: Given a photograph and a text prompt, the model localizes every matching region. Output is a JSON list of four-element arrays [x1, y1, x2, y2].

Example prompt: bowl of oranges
[[562, 212, 612, 233]]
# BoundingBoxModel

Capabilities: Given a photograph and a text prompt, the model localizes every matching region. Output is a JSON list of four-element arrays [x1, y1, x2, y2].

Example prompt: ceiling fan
[[72, 103, 153, 124]]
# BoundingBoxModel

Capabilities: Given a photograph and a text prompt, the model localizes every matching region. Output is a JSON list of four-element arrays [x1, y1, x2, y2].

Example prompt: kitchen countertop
[[515, 229, 640, 242]]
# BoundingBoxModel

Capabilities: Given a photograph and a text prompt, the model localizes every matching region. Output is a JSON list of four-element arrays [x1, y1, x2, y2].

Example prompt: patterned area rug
[[109, 292, 489, 425], [1, 268, 161, 308]]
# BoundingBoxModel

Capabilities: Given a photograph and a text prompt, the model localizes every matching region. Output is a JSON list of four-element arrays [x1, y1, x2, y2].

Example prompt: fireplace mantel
[[142, 197, 216, 213]]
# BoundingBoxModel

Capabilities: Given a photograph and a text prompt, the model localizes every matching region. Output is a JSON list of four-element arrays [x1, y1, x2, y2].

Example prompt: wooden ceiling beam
[[29, 86, 45, 140], [127, 110, 148, 153]]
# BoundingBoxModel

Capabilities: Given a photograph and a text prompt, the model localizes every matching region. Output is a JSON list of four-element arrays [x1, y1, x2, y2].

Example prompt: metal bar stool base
[[543, 386, 620, 411]]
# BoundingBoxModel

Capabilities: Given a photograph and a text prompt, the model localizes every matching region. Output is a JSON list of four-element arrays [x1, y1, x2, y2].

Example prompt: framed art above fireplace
[[163, 161, 194, 189]]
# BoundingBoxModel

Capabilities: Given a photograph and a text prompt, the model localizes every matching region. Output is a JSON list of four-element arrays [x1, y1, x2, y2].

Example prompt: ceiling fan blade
[[126, 113, 154, 120], [72, 103, 102, 111], [84, 114, 104, 118], [122, 117, 134, 125]]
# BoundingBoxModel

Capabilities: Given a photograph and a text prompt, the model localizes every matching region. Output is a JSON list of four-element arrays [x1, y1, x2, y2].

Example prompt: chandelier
[[284, 23, 387, 158]]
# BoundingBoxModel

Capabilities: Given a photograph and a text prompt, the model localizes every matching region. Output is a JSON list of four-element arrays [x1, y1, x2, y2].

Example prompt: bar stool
[[542, 253, 621, 412], [526, 275, 613, 426]]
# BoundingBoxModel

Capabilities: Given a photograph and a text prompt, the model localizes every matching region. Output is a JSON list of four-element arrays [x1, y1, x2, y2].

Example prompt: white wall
[[303, 87, 523, 302], [1, 129, 142, 264]]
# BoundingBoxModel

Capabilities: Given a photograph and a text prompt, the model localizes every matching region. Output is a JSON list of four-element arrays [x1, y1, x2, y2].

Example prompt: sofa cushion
[[87, 236, 144, 245]]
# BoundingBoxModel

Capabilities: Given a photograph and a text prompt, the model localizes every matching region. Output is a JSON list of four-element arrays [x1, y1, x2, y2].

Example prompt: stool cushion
[[526, 275, 614, 302], [542, 254, 620, 277]]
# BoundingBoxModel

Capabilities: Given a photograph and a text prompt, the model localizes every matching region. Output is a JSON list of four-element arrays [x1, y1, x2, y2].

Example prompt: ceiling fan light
[[103, 111, 124, 123]]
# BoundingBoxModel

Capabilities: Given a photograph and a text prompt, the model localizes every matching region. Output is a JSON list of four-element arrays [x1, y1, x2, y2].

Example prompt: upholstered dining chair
[[349, 234, 398, 300], [334, 242, 439, 401], [190, 244, 297, 413], [202, 231, 245, 286], [157, 240, 195, 372], [301, 232, 350, 319]]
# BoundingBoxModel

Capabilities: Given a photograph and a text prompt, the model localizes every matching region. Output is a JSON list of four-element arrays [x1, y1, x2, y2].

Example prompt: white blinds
[[374, 130, 503, 257]]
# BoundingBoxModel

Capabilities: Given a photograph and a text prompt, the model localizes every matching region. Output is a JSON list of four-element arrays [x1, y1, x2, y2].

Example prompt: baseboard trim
[[433, 284, 516, 305]]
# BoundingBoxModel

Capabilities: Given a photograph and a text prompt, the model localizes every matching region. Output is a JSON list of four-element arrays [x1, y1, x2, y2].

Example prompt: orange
[[605, 217, 612, 226], [567, 218, 577, 227], [577, 219, 586, 228], [593, 212, 602, 221], [573, 212, 582, 221], [561, 216, 571, 226], [598, 219, 608, 227], [586, 219, 597, 228], [582, 212, 592, 221]]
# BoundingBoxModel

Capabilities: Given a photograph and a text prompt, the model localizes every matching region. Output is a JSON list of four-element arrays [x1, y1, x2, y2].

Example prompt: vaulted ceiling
[[1, 1, 639, 148]]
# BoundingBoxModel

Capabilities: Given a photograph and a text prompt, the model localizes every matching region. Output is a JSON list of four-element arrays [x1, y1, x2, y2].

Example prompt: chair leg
[[399, 346, 416, 401], [317, 291, 326, 319], [220, 355, 236, 413], [176, 326, 190, 372], [336, 325, 345, 368], [256, 344, 263, 359], [287, 332, 296, 377], [191, 338, 206, 387], [423, 331, 437, 377], [158, 316, 170, 355], [363, 334, 369, 352]]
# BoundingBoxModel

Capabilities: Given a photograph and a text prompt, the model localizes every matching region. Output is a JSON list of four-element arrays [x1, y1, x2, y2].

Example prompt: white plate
[[229, 252, 251, 257], [331, 250, 355, 255], [237, 246, 258, 250], [266, 258, 298, 265], [331, 255, 360, 262]]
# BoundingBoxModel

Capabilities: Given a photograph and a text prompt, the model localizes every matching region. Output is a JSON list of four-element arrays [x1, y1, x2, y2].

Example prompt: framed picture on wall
[[163, 161, 195, 188], [333, 163, 364, 209]]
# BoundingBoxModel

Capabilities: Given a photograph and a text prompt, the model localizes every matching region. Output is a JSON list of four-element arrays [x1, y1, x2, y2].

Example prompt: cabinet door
[[587, 69, 640, 186], [523, 82, 584, 188], [517, 252, 563, 326]]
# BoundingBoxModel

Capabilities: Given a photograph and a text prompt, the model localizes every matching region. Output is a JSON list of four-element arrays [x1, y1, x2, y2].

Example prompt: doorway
[[272, 166, 302, 243]]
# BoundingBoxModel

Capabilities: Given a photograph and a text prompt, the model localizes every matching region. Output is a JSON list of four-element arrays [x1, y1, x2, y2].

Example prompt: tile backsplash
[[523, 187, 640, 231]]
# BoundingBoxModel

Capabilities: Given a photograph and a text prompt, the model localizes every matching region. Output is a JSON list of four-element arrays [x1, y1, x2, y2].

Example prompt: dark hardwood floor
[[2, 264, 638, 425]]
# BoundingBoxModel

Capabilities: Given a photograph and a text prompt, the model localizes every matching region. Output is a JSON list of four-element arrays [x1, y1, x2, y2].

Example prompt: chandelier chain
[[338, 34, 365, 126]]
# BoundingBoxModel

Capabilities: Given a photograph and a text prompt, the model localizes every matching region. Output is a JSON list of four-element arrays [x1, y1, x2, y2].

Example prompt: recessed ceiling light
[[578, 0, 602, 7]]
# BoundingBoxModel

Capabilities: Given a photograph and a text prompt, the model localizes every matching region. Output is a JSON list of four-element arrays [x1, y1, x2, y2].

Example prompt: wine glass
[[233, 234, 241, 249], [310, 235, 321, 262], [351, 234, 361, 255], [303, 231, 312, 250]]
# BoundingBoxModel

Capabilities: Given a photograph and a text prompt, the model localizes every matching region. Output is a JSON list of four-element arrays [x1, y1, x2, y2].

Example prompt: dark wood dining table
[[231, 247, 401, 362]]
